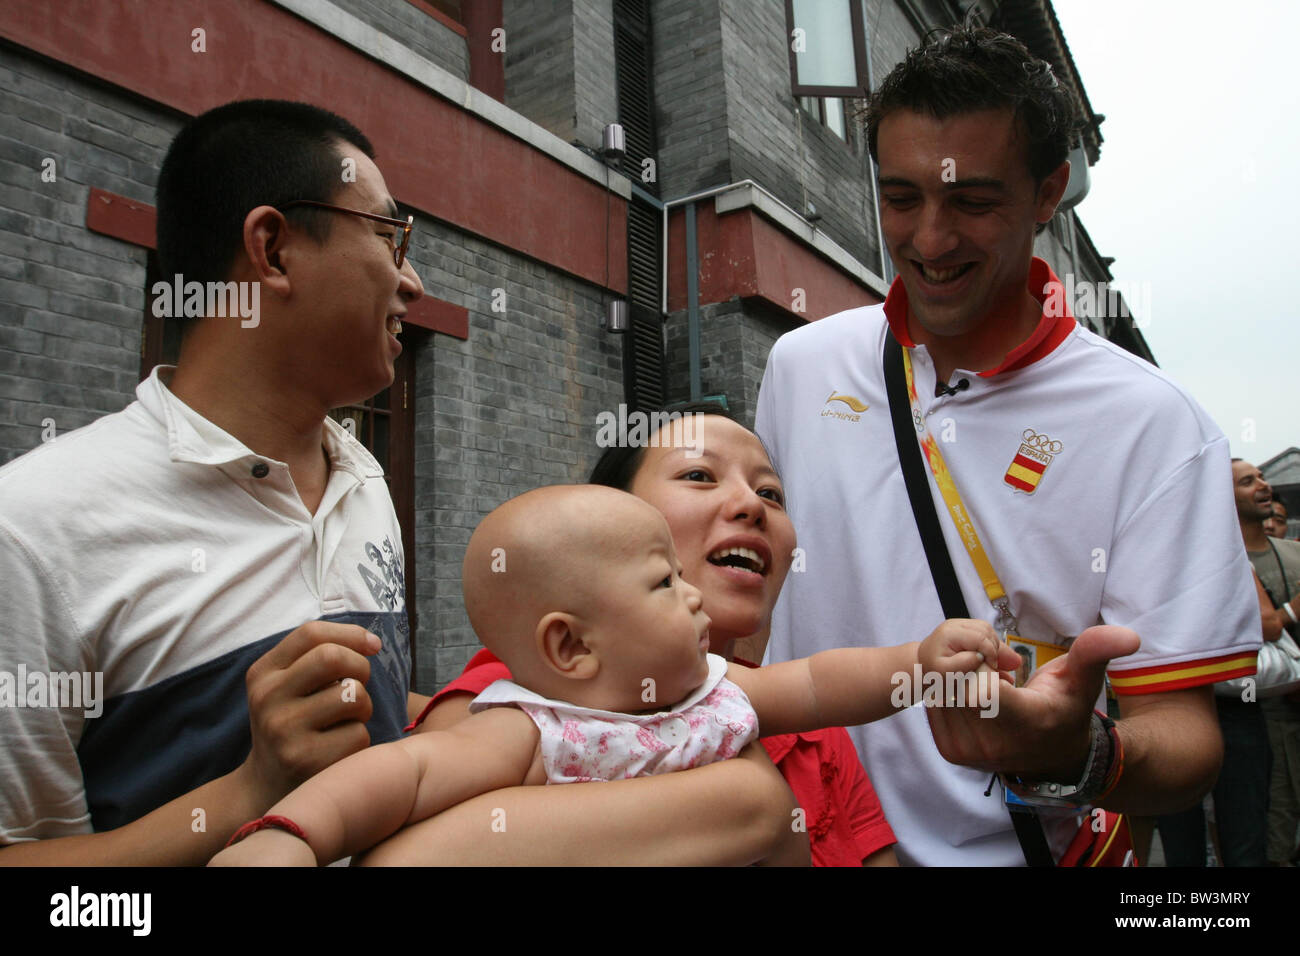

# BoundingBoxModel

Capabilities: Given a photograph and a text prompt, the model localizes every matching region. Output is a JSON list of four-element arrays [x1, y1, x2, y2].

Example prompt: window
[[788, 0, 869, 142], [785, 0, 870, 97], [798, 95, 847, 141]]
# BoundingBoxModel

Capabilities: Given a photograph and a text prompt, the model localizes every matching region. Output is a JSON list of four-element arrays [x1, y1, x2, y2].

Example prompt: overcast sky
[[1052, 0, 1299, 466]]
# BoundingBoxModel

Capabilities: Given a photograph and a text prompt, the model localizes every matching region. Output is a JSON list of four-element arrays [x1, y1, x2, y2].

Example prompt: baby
[[211, 484, 1016, 865]]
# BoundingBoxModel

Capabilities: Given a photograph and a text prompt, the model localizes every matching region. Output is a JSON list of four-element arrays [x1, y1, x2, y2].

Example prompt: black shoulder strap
[[881, 333, 1054, 867], [882, 335, 969, 619]]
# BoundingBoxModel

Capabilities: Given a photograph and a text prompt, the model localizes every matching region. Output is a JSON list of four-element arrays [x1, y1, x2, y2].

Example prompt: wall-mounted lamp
[[603, 299, 629, 333], [1056, 142, 1091, 212], [601, 123, 626, 162]]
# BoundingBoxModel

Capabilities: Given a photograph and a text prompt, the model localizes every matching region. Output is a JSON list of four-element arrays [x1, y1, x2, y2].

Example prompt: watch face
[[1002, 775, 1084, 810], [1030, 786, 1082, 806]]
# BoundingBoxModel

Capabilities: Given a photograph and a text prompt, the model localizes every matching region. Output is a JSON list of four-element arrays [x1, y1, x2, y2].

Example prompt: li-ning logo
[[821, 390, 868, 422], [1004, 429, 1063, 494]]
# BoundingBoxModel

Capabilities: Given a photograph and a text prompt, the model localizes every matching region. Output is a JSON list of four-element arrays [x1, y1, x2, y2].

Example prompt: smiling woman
[[364, 403, 898, 866], [590, 405, 793, 661]]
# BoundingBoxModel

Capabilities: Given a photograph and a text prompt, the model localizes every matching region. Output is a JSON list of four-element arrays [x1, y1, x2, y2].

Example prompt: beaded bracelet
[[224, 814, 309, 849]]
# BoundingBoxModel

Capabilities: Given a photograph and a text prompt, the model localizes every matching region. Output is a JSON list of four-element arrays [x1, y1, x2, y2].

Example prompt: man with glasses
[[0, 100, 425, 863]]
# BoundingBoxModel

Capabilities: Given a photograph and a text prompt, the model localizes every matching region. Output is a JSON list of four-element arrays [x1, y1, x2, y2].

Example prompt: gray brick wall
[[867, 0, 980, 82], [869, 0, 926, 88], [0, 46, 181, 466], [665, 299, 740, 419], [573, 0, 618, 150], [504, 0, 578, 141], [346, 0, 469, 79], [654, 0, 905, 442], [663, 297, 797, 431], [657, 1, 895, 268], [503, 0, 617, 153], [718, 0, 882, 272], [735, 300, 798, 424], [404, 223, 625, 692], [652, 0, 732, 197]]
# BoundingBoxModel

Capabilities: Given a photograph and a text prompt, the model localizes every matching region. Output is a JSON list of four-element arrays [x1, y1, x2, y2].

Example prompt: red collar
[[883, 257, 1076, 377]]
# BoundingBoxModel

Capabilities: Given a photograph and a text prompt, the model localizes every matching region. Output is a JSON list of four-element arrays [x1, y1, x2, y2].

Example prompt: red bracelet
[[224, 814, 309, 849]]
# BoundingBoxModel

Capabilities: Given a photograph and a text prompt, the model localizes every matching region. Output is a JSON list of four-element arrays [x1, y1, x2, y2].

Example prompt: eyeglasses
[[278, 200, 414, 269]]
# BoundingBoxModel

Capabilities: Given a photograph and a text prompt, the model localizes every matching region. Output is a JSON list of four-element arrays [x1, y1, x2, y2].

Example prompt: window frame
[[785, 0, 871, 97], [797, 95, 848, 142]]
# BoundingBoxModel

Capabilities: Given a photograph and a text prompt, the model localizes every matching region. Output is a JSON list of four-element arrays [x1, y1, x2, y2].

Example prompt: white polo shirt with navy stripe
[[757, 258, 1259, 866], [0, 366, 411, 841]]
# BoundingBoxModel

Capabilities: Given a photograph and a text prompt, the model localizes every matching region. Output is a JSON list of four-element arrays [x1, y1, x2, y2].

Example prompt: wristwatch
[[1004, 711, 1120, 808]]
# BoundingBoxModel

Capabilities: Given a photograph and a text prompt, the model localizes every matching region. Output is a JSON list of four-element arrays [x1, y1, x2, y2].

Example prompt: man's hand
[[239, 622, 380, 810], [924, 625, 1140, 781]]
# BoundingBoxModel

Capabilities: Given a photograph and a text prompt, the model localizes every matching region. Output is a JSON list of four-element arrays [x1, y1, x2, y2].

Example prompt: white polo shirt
[[757, 258, 1259, 866], [0, 367, 411, 842]]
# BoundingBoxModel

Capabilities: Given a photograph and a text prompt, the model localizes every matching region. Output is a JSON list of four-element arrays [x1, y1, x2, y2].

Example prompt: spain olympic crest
[[1004, 429, 1063, 494]]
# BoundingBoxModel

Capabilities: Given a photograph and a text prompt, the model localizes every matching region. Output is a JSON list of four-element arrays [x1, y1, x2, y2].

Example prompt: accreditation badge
[[1003, 634, 1067, 688]]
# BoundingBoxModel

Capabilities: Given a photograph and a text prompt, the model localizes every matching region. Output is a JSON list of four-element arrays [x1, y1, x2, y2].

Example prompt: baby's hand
[[918, 619, 1020, 690], [208, 827, 317, 867]]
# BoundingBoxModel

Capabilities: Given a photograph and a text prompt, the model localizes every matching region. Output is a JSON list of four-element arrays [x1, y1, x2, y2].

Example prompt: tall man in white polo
[[757, 27, 1260, 865]]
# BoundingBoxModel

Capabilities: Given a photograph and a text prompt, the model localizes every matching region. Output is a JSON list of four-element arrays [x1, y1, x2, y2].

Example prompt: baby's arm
[[359, 739, 808, 866], [209, 706, 542, 865], [730, 619, 1020, 735]]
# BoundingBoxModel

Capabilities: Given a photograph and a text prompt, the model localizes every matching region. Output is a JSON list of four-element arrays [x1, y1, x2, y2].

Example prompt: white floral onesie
[[468, 654, 759, 783]]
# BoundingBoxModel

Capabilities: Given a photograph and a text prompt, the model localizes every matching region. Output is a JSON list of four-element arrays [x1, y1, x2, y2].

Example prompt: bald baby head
[[463, 485, 676, 688]]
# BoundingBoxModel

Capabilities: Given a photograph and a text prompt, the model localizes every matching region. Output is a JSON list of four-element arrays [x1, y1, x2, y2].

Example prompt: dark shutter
[[613, 0, 657, 196], [614, 0, 664, 412], [622, 196, 665, 411], [626, 193, 660, 312]]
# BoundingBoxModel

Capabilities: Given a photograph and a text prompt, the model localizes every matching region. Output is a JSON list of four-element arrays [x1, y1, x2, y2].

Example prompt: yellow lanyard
[[902, 347, 1019, 637]]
